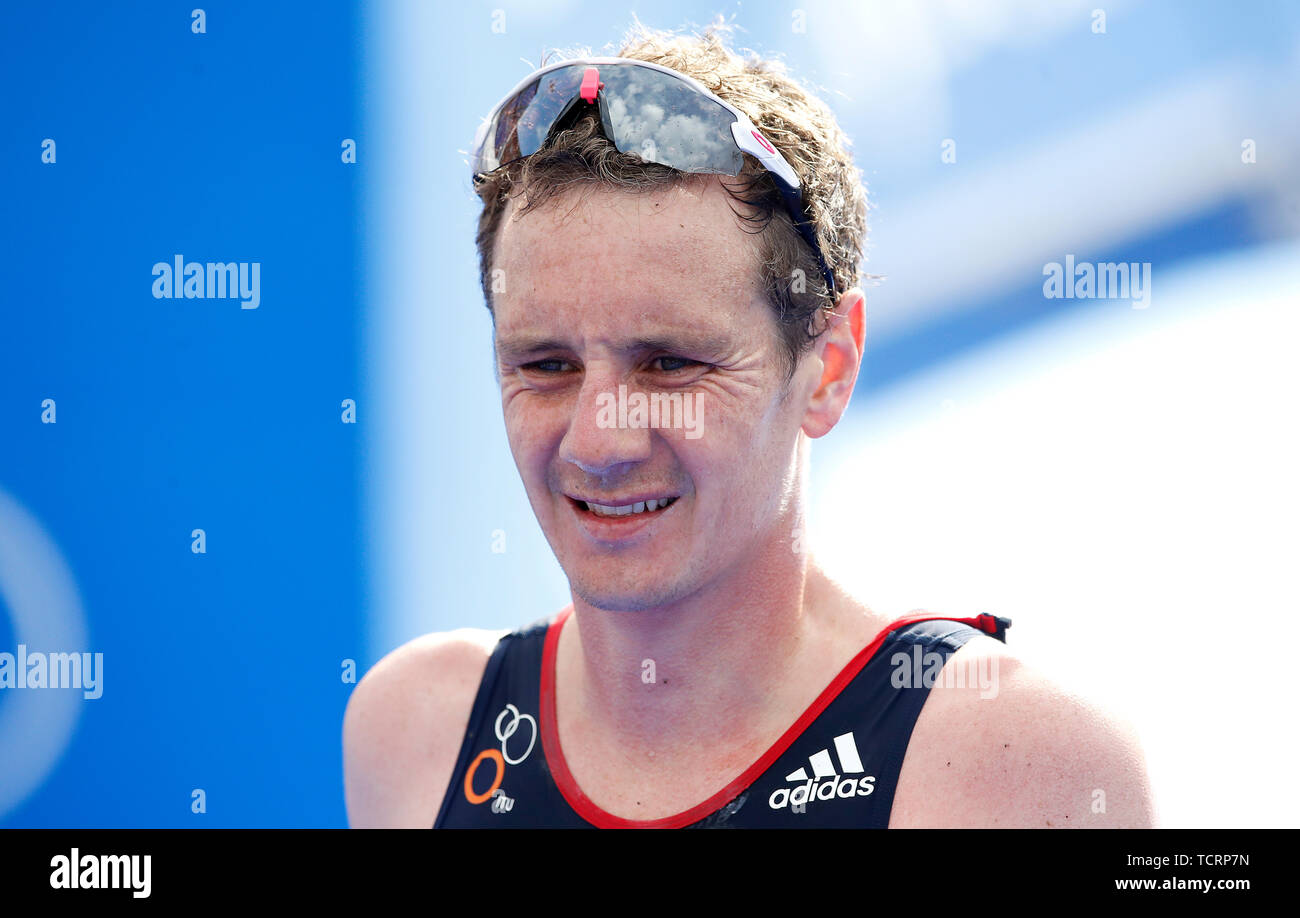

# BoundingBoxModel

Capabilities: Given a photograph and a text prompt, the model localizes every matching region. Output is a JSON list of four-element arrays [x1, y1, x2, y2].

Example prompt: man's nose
[[557, 365, 652, 476]]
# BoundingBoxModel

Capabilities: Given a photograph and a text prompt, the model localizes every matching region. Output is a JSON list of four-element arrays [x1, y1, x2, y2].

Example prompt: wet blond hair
[[472, 18, 869, 380]]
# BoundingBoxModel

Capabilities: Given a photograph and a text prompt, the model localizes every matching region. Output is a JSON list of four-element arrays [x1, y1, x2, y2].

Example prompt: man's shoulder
[[888, 632, 1156, 828], [342, 626, 509, 828], [346, 626, 509, 722]]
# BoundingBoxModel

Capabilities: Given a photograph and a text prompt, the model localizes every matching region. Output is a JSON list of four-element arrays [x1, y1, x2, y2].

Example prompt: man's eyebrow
[[632, 333, 731, 357], [495, 337, 569, 360], [496, 332, 732, 361]]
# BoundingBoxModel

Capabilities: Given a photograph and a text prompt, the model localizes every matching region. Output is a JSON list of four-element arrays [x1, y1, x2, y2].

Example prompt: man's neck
[[556, 548, 868, 766]]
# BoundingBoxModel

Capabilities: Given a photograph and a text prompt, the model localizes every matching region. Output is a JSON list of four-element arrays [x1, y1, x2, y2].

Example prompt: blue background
[[1, 2, 362, 827]]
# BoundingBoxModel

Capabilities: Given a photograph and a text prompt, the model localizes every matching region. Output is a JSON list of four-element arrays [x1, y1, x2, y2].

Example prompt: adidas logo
[[768, 731, 876, 810]]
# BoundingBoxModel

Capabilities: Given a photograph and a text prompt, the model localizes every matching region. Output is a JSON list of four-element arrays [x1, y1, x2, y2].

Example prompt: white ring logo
[[0, 488, 90, 823], [494, 703, 536, 766]]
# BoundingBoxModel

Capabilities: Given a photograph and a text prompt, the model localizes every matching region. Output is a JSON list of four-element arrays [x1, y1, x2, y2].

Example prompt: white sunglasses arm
[[730, 119, 799, 190]]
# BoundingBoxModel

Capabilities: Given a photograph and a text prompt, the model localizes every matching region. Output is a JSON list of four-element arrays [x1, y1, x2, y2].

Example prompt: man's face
[[491, 178, 819, 612]]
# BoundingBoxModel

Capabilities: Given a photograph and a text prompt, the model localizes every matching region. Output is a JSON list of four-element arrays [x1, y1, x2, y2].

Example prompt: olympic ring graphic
[[463, 748, 504, 805], [494, 703, 537, 766]]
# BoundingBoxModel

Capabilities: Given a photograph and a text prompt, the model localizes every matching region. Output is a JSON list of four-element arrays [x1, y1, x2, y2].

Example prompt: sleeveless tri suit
[[434, 606, 1010, 828]]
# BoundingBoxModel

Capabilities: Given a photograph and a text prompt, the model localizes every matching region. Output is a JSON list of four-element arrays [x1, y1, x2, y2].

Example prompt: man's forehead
[[492, 179, 761, 302]]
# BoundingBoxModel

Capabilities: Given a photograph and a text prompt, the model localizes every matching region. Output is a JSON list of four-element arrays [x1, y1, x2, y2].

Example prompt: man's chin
[[567, 573, 689, 614]]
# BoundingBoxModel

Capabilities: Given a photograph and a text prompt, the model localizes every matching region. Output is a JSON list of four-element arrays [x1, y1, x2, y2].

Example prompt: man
[[343, 23, 1156, 828]]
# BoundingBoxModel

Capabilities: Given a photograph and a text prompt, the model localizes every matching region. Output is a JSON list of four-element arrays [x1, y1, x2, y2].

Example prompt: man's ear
[[801, 288, 865, 439]]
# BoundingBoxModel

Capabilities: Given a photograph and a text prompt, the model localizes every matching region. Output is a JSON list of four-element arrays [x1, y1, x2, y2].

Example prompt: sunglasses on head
[[471, 57, 838, 300]]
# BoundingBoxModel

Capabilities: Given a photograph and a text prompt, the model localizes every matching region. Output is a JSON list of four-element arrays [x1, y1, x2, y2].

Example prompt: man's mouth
[[569, 496, 680, 519]]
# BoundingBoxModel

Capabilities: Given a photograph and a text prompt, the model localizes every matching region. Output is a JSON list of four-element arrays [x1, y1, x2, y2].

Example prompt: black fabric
[[434, 612, 1010, 828]]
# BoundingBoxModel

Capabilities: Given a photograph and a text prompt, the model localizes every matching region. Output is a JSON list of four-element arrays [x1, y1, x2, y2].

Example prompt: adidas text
[[769, 775, 876, 810]]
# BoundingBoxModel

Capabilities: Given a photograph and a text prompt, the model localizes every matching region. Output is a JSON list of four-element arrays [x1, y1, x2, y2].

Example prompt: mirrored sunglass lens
[[477, 65, 585, 172], [599, 67, 744, 174]]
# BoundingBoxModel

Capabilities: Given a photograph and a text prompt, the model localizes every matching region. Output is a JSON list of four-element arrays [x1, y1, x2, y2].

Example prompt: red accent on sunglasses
[[580, 67, 603, 104]]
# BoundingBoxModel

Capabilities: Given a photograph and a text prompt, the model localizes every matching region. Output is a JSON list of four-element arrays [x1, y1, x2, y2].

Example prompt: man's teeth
[[585, 497, 677, 517]]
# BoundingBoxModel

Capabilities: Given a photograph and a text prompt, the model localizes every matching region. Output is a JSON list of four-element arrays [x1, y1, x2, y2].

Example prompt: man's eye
[[652, 356, 700, 372], [522, 359, 571, 373]]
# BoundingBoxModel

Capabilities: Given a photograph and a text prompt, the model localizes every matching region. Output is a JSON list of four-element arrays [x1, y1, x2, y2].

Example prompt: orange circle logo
[[463, 748, 505, 805]]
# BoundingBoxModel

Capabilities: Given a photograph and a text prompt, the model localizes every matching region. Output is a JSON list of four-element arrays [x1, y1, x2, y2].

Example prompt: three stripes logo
[[768, 731, 876, 811]]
